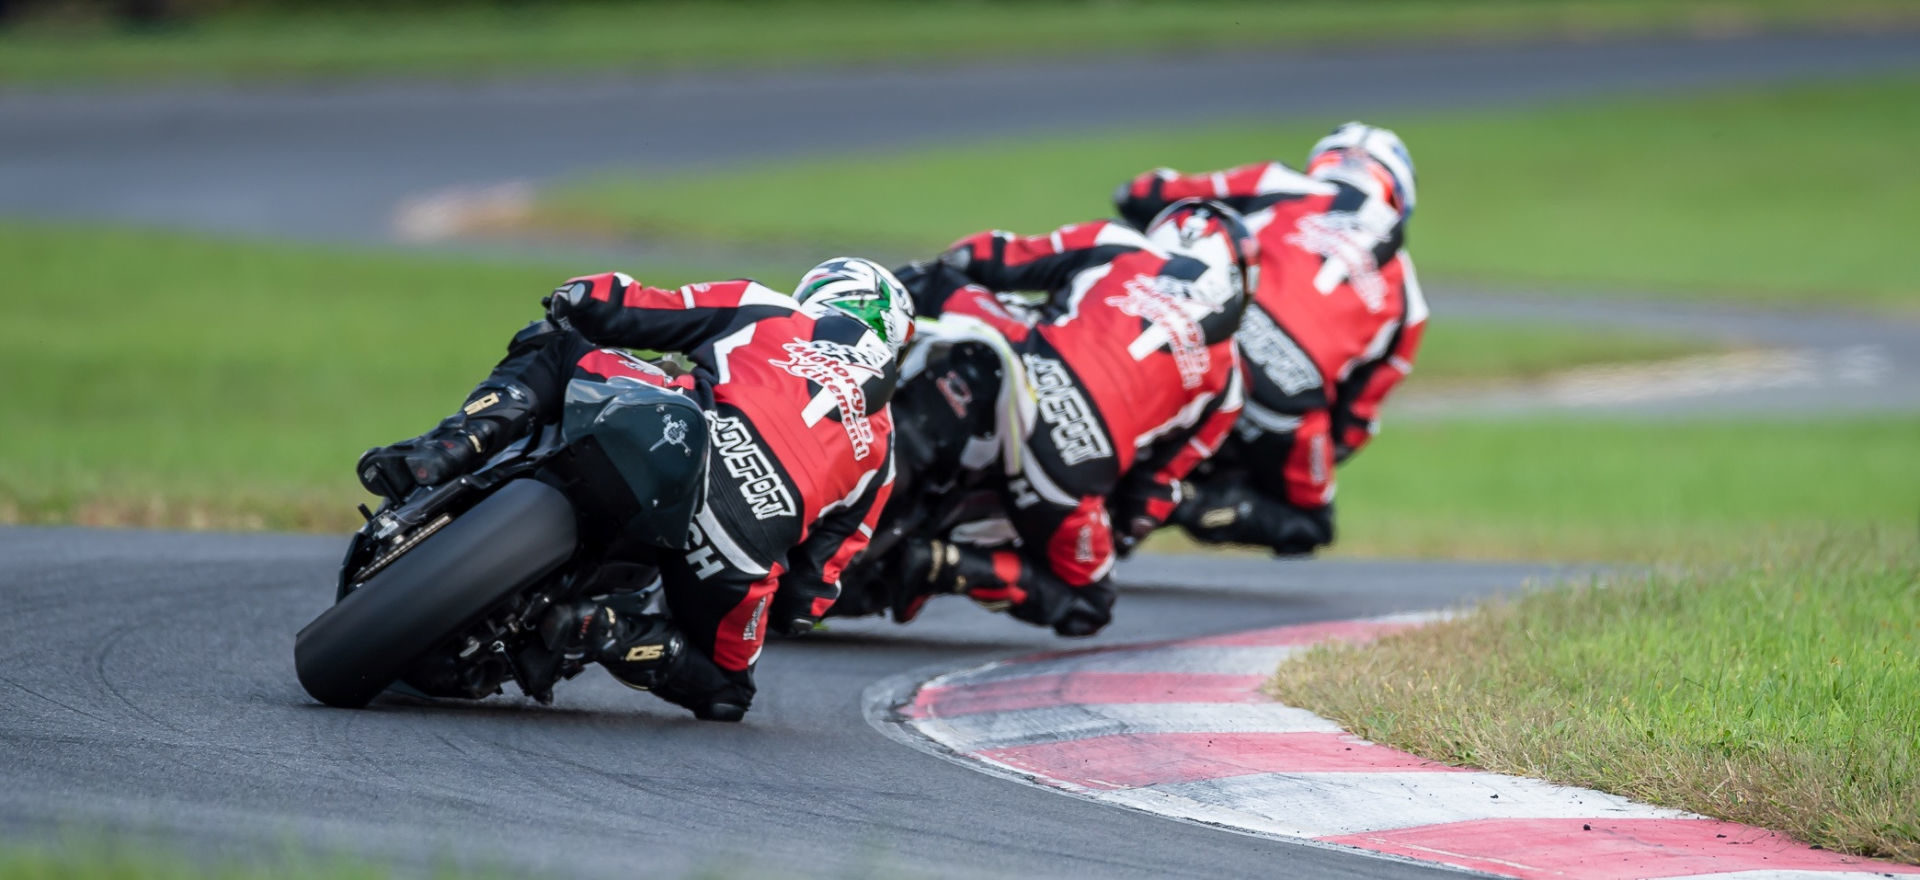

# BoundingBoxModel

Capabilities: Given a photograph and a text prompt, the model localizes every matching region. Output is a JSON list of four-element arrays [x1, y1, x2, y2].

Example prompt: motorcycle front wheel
[[294, 478, 577, 708]]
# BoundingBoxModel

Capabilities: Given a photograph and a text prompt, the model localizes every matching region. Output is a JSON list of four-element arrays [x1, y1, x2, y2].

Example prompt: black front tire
[[294, 479, 578, 708]]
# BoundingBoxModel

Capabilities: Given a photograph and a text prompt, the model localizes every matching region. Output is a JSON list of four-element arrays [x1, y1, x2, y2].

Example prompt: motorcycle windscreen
[[561, 378, 711, 550]]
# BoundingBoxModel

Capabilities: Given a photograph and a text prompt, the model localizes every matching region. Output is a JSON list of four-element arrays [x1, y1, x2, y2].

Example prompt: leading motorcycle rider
[[884, 199, 1251, 637], [356, 258, 912, 722], [1112, 122, 1427, 556]]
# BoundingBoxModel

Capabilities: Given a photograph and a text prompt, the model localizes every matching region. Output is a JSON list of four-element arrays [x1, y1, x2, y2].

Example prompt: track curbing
[[871, 614, 1920, 880]]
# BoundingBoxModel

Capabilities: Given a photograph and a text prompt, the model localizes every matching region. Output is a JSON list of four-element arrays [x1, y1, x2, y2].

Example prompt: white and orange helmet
[[1307, 122, 1417, 221]]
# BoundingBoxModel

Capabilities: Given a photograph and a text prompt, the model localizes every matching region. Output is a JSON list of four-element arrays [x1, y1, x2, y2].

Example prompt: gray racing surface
[[4, 33, 1918, 242], [0, 527, 1581, 877], [4, 31, 1916, 879]]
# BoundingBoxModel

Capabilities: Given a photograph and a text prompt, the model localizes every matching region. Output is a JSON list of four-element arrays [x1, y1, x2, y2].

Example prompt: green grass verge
[[0, 223, 710, 531], [1318, 416, 1920, 560], [543, 76, 1920, 310], [4, 1, 1912, 85], [0, 840, 424, 880], [1270, 534, 1920, 862], [1, 222, 1710, 536]]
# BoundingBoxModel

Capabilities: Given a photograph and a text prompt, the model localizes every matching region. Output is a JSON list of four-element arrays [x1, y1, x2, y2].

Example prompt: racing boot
[[539, 601, 749, 722], [649, 650, 753, 723], [1171, 481, 1334, 556], [896, 539, 1103, 635], [357, 381, 536, 500], [889, 538, 962, 624]]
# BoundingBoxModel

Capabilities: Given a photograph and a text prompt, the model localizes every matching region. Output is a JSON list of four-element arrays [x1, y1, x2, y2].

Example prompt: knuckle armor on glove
[[544, 272, 635, 330], [544, 279, 590, 324]]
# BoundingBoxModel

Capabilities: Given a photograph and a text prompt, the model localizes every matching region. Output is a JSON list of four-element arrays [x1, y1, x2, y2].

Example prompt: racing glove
[[541, 272, 637, 332], [1111, 476, 1183, 558], [891, 259, 975, 317], [769, 572, 839, 637], [1113, 168, 1176, 230]]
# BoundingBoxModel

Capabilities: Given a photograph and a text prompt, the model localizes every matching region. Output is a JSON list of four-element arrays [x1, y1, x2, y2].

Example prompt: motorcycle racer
[[356, 258, 911, 721], [1112, 122, 1427, 555], [886, 199, 1250, 636]]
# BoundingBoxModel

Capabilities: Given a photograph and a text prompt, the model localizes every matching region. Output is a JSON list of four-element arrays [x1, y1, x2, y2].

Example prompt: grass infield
[[0, 838, 509, 880], [1270, 534, 1920, 862], [1147, 415, 1920, 561], [542, 76, 1920, 311], [0, 221, 1713, 539], [3, 1, 1912, 85]]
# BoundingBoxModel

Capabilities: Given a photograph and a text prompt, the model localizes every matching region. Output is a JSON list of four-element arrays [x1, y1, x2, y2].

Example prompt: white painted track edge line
[[861, 659, 1501, 879]]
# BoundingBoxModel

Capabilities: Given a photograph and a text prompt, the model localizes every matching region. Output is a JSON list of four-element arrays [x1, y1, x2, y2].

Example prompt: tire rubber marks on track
[[894, 616, 1920, 879]]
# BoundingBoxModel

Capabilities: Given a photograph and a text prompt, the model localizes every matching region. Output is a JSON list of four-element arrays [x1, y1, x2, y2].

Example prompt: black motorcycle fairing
[[559, 377, 710, 552]]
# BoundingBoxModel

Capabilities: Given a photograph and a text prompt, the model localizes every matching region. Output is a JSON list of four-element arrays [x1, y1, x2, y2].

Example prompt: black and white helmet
[[1144, 198, 1260, 311]]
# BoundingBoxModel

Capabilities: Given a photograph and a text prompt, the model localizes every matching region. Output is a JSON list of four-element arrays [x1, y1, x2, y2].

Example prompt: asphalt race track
[[0, 527, 1580, 878], [5, 32, 1920, 878]]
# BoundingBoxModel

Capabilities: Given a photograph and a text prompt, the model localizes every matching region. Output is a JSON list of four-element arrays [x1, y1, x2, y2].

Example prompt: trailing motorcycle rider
[[884, 199, 1251, 637], [1112, 122, 1427, 556], [356, 258, 912, 721]]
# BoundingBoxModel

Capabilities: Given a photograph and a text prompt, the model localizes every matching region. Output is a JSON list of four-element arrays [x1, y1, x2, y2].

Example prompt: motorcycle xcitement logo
[[1023, 354, 1112, 466], [650, 415, 692, 454], [1106, 275, 1213, 390], [710, 415, 796, 520], [770, 338, 884, 460]]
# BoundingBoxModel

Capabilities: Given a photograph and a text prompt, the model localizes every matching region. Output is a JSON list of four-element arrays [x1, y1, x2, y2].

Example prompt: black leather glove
[[1113, 169, 1172, 230], [541, 279, 592, 329], [769, 573, 839, 637], [891, 258, 974, 317]]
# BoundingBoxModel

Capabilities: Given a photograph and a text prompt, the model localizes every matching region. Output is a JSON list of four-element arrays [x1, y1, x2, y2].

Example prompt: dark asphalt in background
[[0, 527, 1576, 878], [5, 33, 1917, 879], [3, 33, 1918, 243]]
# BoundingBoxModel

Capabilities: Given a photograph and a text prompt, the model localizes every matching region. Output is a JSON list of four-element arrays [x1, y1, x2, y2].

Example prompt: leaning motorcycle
[[293, 376, 708, 709], [825, 314, 1030, 620]]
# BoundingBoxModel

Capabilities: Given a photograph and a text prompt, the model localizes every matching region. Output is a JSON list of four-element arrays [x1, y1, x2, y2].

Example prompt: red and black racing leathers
[[494, 273, 895, 708], [903, 220, 1244, 634], [1117, 162, 1426, 554]]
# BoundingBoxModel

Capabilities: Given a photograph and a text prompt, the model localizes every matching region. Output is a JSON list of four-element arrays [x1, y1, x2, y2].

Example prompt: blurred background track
[[3, 33, 1916, 242], [3, 16, 1916, 878]]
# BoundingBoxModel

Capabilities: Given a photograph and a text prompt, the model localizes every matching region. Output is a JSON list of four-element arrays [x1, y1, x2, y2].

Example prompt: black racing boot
[[899, 539, 1097, 634], [357, 382, 535, 500], [540, 601, 683, 685], [539, 601, 749, 722], [1172, 480, 1334, 556], [889, 539, 961, 624], [650, 650, 752, 723]]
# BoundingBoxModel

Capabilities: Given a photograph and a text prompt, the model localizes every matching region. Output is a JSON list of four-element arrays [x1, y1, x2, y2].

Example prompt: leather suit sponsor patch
[[1106, 275, 1213, 390], [1022, 354, 1112, 466], [1236, 307, 1323, 396], [1286, 212, 1388, 313], [771, 338, 884, 460], [710, 415, 797, 520]]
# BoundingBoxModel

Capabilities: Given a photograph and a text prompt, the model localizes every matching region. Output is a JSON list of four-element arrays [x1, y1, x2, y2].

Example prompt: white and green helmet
[[794, 257, 917, 354]]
